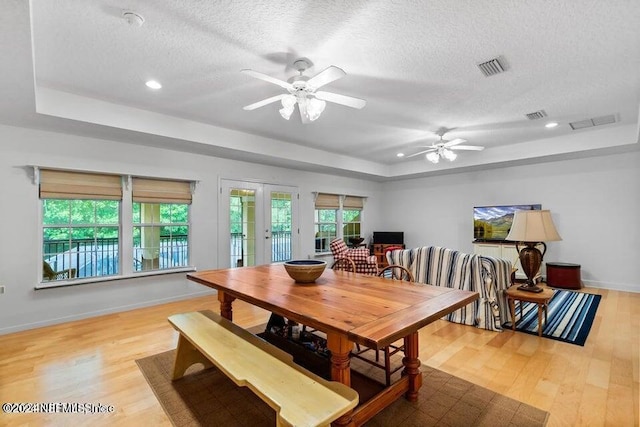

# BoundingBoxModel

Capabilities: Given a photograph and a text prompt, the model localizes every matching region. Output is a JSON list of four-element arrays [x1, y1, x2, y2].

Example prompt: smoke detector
[[122, 10, 145, 27]]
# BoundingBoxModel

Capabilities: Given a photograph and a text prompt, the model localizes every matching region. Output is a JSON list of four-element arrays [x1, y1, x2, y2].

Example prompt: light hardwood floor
[[0, 287, 638, 426]]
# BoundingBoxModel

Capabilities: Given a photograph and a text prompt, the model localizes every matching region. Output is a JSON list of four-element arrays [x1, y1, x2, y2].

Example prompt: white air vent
[[525, 110, 548, 120], [477, 58, 506, 77], [569, 119, 593, 130], [570, 114, 616, 130], [592, 115, 616, 126]]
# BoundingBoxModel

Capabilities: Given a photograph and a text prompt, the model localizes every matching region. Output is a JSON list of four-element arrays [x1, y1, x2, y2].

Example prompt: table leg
[[508, 297, 516, 330], [217, 291, 235, 321], [544, 303, 548, 325], [326, 332, 354, 426], [537, 304, 543, 336], [402, 332, 422, 402]]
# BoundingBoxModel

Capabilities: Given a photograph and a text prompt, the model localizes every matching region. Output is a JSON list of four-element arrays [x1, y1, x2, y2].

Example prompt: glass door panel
[[219, 180, 297, 268], [270, 191, 292, 262], [229, 189, 256, 267]]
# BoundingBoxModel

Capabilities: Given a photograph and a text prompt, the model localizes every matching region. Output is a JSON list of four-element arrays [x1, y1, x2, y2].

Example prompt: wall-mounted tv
[[473, 204, 541, 242]]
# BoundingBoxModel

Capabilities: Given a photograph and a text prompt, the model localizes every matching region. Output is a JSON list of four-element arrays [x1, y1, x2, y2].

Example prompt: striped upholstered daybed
[[386, 246, 513, 331]]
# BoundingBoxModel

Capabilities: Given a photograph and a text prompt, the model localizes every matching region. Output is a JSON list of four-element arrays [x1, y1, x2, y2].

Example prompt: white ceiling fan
[[404, 132, 484, 163], [241, 58, 366, 123]]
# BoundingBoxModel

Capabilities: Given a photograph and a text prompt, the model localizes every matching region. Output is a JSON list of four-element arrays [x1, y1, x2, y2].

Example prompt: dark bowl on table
[[283, 260, 327, 283]]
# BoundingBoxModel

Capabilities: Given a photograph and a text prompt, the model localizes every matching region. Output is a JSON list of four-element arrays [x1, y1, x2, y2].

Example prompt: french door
[[219, 179, 298, 268]]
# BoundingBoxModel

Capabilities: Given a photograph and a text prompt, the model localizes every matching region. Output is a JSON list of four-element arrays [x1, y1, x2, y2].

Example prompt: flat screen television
[[473, 204, 541, 242]]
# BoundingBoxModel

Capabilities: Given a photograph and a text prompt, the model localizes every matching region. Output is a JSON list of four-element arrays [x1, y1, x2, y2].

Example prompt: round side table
[[506, 285, 554, 336]]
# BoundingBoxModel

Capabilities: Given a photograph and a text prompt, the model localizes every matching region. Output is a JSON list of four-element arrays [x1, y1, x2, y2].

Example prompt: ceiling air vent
[[477, 58, 506, 77], [525, 110, 548, 120], [570, 114, 616, 130]]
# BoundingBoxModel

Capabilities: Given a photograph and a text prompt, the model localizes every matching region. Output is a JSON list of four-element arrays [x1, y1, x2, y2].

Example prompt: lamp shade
[[505, 210, 562, 242]]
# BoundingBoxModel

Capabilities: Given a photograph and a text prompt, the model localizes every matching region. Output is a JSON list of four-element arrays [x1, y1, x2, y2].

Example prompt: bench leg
[[172, 334, 214, 380]]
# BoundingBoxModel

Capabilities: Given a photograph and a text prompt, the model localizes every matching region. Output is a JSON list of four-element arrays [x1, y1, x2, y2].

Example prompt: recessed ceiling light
[[396, 153, 404, 157], [146, 80, 162, 89], [545, 122, 559, 128]]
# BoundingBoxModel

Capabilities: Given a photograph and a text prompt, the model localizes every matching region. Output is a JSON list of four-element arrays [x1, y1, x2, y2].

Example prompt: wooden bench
[[168, 310, 359, 427]]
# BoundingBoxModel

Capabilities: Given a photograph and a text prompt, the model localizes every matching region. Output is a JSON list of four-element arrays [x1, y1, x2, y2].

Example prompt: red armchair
[[329, 238, 378, 275]]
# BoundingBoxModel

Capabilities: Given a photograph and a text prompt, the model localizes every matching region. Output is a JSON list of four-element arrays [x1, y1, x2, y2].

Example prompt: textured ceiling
[[2, 1, 639, 179]]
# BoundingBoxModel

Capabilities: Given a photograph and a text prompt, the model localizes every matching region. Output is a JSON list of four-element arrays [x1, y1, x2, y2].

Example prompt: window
[[342, 196, 363, 244], [40, 170, 122, 281], [132, 178, 192, 272], [132, 203, 189, 271], [314, 209, 337, 253], [342, 209, 361, 243], [314, 193, 365, 253], [39, 169, 194, 285]]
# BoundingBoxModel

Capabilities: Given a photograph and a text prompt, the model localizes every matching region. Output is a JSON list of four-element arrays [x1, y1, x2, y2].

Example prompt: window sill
[[35, 266, 196, 290]]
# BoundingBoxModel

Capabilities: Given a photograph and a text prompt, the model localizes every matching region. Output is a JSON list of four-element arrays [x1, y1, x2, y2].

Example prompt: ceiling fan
[[404, 133, 484, 163], [241, 58, 366, 123]]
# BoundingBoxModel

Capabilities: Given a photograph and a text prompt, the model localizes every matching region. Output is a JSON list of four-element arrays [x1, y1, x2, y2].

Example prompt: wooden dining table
[[187, 264, 478, 426]]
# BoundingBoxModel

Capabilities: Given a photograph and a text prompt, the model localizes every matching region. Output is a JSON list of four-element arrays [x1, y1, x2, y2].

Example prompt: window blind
[[132, 178, 192, 204], [343, 196, 364, 209], [314, 193, 340, 209], [39, 169, 122, 200]]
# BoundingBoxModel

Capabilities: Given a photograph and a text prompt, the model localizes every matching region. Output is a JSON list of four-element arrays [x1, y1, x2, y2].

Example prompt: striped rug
[[506, 289, 601, 346]]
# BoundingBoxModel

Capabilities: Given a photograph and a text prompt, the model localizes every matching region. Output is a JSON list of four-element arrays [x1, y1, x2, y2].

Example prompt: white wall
[[1, 123, 637, 334], [0, 124, 382, 333], [380, 151, 640, 292]]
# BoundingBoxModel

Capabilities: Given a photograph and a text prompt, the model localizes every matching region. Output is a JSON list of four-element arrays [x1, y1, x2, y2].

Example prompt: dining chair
[[331, 257, 357, 272], [351, 264, 414, 386]]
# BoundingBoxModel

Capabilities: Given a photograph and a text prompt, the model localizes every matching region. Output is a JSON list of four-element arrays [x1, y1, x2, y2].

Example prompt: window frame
[[132, 202, 191, 273], [42, 199, 122, 282], [313, 193, 365, 254], [36, 168, 196, 289], [314, 208, 338, 254]]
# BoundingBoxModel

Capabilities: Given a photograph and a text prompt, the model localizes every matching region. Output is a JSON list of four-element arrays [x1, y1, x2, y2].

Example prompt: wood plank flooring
[[0, 287, 638, 426]]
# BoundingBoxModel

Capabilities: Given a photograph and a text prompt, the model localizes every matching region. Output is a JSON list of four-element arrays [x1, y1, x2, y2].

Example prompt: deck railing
[[44, 231, 292, 278], [43, 235, 189, 278], [230, 230, 292, 267]]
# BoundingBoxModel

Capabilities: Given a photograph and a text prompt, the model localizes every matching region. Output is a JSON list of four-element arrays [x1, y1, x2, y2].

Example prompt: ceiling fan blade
[[307, 66, 346, 89], [443, 138, 467, 147], [241, 69, 293, 90], [450, 145, 485, 151], [406, 148, 436, 158], [298, 100, 310, 124], [314, 91, 366, 109], [242, 94, 288, 111]]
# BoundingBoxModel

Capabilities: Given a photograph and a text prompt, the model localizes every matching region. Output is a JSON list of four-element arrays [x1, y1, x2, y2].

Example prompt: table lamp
[[506, 210, 562, 293]]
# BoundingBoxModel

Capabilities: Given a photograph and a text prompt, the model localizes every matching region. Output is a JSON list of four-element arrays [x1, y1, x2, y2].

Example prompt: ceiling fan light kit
[[242, 58, 366, 123]]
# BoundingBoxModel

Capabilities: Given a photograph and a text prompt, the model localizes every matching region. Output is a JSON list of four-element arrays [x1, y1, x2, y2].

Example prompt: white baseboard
[[0, 289, 215, 335], [582, 279, 639, 293]]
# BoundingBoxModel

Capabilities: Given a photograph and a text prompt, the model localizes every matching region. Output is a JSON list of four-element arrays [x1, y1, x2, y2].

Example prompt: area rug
[[505, 289, 601, 346], [136, 350, 549, 426]]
